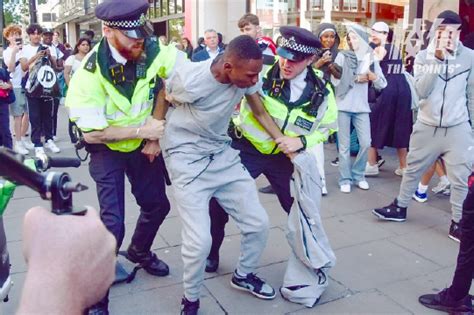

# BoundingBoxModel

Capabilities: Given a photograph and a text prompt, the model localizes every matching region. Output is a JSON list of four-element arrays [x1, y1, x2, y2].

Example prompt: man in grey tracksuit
[[161, 36, 285, 315], [373, 10, 474, 242]]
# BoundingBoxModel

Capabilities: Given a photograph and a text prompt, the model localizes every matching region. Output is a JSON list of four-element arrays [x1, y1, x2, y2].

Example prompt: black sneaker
[[205, 257, 219, 273], [230, 271, 276, 300], [376, 155, 385, 168], [331, 157, 339, 167], [180, 297, 199, 315], [419, 288, 472, 313], [258, 185, 275, 194], [449, 220, 461, 243], [126, 246, 169, 277], [372, 199, 407, 222]]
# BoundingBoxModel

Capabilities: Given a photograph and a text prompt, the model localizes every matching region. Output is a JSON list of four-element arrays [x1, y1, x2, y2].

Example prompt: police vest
[[66, 39, 177, 152], [234, 67, 338, 155]]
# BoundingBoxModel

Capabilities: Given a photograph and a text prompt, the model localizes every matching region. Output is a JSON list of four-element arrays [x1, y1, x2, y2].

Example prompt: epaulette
[[84, 52, 97, 73]]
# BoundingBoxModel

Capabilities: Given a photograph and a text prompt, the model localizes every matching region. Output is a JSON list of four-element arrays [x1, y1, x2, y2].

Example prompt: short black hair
[[224, 35, 262, 61], [26, 24, 43, 35], [84, 30, 95, 38]]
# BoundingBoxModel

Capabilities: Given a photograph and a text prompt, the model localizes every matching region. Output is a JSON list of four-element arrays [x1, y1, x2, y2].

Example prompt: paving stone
[[323, 213, 395, 250], [290, 290, 413, 314], [331, 240, 441, 291], [110, 283, 224, 315], [390, 226, 459, 267]]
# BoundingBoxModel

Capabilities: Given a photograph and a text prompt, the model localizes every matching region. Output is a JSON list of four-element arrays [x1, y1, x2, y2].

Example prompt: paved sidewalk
[[0, 108, 469, 314]]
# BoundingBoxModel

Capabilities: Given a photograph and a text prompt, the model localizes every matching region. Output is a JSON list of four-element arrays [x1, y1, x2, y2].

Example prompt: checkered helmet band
[[104, 13, 146, 29], [280, 36, 318, 55]]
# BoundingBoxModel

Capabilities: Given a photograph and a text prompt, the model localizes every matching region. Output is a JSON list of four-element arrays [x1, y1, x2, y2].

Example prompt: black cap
[[437, 10, 462, 26], [95, 0, 153, 39], [277, 26, 322, 61], [42, 28, 54, 35]]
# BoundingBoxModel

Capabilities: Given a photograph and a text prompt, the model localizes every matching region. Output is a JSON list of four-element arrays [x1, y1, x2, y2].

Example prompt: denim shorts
[[9, 88, 28, 116]]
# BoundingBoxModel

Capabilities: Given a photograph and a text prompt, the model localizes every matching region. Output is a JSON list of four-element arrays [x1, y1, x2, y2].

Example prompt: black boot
[[419, 288, 472, 313], [180, 297, 199, 315], [126, 245, 169, 277]]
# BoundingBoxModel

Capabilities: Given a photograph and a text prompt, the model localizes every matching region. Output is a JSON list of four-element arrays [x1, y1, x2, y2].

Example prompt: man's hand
[[139, 117, 166, 140], [20, 206, 116, 313], [141, 140, 161, 163], [373, 46, 387, 61], [275, 136, 304, 154], [356, 74, 369, 83], [367, 70, 378, 81]]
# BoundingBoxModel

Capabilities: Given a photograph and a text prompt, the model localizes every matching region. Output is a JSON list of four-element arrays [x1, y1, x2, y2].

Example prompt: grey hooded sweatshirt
[[414, 42, 474, 132]]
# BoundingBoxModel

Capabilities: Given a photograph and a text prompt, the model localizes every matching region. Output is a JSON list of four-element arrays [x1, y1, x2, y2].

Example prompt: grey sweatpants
[[164, 147, 269, 301], [397, 121, 474, 222]]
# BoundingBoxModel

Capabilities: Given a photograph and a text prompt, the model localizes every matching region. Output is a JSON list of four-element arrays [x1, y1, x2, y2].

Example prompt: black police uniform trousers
[[447, 177, 474, 300], [208, 137, 293, 259], [88, 143, 170, 252]]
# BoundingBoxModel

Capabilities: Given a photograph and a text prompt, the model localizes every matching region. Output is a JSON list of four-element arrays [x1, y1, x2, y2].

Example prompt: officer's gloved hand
[[140, 117, 166, 141]]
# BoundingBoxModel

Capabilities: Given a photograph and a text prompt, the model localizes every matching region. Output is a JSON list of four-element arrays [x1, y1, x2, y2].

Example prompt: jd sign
[[37, 65, 57, 88]]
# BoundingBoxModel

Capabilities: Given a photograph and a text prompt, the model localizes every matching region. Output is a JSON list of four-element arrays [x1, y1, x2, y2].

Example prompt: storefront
[[148, 0, 185, 41], [247, 0, 409, 41]]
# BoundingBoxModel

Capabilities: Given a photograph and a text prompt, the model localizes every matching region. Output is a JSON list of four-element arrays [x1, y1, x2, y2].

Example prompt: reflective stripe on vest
[[234, 69, 337, 155]]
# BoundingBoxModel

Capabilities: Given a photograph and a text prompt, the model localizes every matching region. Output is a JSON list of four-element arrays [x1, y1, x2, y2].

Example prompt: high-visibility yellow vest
[[66, 38, 177, 152], [234, 67, 338, 155]]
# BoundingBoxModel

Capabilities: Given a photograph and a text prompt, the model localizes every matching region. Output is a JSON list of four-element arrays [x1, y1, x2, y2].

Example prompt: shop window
[[343, 0, 358, 12], [310, 0, 323, 10]]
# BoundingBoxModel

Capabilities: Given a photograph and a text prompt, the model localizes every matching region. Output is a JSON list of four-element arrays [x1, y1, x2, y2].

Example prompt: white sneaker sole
[[412, 195, 427, 203], [372, 209, 406, 222], [230, 280, 276, 300], [448, 234, 460, 243]]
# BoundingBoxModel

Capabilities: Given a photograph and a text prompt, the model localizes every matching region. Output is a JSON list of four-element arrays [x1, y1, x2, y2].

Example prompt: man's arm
[[82, 117, 165, 144], [245, 92, 284, 140], [468, 54, 474, 133], [414, 50, 442, 99], [5, 48, 19, 73], [20, 50, 45, 72]]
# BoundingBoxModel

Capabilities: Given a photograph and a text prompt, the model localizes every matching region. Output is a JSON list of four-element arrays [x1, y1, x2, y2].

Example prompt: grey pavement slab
[[331, 240, 443, 291]]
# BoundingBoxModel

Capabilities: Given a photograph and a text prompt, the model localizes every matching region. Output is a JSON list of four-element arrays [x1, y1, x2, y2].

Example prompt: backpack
[[25, 49, 60, 98]]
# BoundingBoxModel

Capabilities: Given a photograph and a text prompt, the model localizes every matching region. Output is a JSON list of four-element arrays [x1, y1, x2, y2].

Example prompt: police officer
[[66, 0, 178, 313], [206, 26, 338, 272]]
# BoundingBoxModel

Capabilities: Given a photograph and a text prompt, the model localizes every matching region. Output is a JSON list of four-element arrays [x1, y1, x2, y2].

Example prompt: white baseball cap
[[372, 21, 389, 33]]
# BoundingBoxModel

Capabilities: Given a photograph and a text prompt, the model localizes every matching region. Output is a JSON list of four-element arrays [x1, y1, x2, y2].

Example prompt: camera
[[316, 48, 331, 58]]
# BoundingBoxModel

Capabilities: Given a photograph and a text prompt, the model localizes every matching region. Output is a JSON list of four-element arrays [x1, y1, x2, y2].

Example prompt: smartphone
[[15, 38, 22, 45], [38, 45, 48, 51]]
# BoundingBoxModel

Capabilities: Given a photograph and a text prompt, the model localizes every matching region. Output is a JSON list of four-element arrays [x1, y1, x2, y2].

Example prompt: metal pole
[[29, 0, 38, 24]]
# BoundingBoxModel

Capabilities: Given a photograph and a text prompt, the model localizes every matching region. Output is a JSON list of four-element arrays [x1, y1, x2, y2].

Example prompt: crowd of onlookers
[[0, 24, 95, 157]]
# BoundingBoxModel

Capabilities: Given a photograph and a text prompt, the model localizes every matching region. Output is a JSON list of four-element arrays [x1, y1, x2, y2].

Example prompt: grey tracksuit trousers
[[397, 121, 474, 222], [164, 147, 269, 301]]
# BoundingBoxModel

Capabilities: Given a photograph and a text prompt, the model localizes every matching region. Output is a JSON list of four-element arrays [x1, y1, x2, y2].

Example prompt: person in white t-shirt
[[19, 24, 60, 156], [2, 24, 34, 155], [64, 37, 91, 86]]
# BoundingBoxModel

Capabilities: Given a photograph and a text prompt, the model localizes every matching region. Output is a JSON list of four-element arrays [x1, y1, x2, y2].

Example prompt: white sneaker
[[357, 180, 370, 190], [14, 140, 28, 155], [21, 137, 35, 150], [394, 168, 406, 176], [35, 146, 45, 158], [432, 181, 450, 194], [340, 184, 351, 193], [322, 185, 328, 196], [365, 163, 379, 176], [44, 139, 60, 153]]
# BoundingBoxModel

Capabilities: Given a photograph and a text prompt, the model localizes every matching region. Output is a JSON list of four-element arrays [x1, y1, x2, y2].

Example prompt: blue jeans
[[338, 111, 371, 186]]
